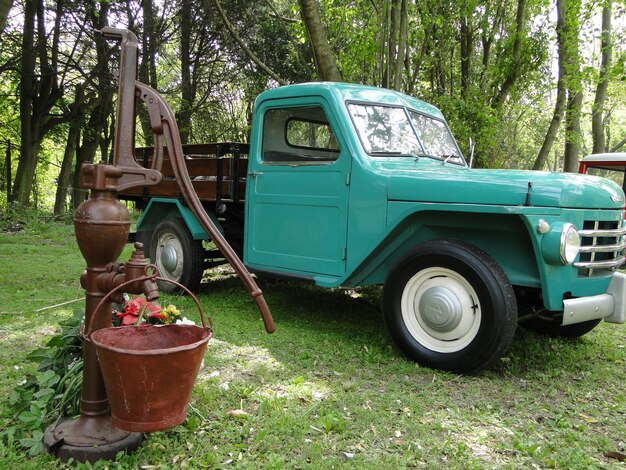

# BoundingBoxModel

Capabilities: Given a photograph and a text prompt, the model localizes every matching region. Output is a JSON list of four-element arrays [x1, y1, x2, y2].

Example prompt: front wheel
[[383, 240, 517, 373], [150, 219, 205, 294]]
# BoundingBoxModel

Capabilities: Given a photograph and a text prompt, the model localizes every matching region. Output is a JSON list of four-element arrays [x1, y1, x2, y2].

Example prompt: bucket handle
[[85, 268, 212, 339]]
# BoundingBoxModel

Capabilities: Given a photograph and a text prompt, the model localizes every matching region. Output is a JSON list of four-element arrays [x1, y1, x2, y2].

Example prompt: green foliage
[[2, 309, 83, 456], [3, 0, 626, 207]]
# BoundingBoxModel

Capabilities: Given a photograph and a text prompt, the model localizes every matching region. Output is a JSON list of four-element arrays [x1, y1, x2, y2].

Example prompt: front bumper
[[562, 272, 626, 325]]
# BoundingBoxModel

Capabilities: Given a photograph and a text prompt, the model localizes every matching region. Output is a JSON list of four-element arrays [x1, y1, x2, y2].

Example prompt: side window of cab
[[262, 106, 340, 164]]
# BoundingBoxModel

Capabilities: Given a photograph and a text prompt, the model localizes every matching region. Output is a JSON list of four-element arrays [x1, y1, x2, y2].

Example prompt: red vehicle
[[579, 153, 626, 193]]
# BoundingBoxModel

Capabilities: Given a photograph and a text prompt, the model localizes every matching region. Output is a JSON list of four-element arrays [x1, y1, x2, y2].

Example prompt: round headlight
[[560, 223, 580, 265]]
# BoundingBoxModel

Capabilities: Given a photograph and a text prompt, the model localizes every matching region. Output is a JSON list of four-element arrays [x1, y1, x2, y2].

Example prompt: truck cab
[[125, 83, 626, 373]]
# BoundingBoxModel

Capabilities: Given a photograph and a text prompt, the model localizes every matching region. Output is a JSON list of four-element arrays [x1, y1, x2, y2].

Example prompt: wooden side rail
[[120, 142, 249, 204]]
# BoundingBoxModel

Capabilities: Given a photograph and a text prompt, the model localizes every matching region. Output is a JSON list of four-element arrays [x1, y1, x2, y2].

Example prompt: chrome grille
[[574, 220, 626, 276]]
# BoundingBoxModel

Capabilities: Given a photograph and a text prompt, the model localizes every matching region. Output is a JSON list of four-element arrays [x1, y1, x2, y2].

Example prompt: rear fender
[[136, 198, 222, 240]]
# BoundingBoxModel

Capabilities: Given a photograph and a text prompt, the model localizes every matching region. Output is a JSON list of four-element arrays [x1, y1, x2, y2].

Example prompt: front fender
[[345, 209, 540, 292]]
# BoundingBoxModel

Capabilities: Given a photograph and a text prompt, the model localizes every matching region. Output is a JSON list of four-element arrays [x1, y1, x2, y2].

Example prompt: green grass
[[0, 216, 625, 468]]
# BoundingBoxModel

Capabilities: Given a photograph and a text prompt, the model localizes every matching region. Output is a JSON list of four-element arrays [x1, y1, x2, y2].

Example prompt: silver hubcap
[[401, 267, 481, 353], [161, 244, 179, 273], [155, 231, 184, 280], [418, 286, 463, 332]]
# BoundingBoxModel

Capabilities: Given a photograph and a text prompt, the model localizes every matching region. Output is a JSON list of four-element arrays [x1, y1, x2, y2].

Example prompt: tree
[[12, 0, 64, 206], [532, 0, 567, 170], [298, 0, 341, 81], [386, 0, 408, 91], [211, 0, 287, 86], [178, 0, 194, 144], [0, 0, 12, 36], [592, 0, 612, 154], [563, 0, 583, 172], [71, 2, 115, 209], [491, 0, 529, 109], [54, 84, 86, 215]]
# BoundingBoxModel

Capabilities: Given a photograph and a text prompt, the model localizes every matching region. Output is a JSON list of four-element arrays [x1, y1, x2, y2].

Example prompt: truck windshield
[[348, 103, 464, 164]]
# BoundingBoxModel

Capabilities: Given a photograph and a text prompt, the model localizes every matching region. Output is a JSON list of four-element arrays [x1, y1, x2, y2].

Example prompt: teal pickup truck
[[120, 82, 626, 373]]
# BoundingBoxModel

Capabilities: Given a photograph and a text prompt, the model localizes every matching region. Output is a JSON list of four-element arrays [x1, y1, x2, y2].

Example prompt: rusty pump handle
[[139, 83, 276, 333], [103, 28, 275, 333]]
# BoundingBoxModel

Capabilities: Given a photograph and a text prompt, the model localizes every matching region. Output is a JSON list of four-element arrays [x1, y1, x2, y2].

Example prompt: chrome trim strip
[[574, 256, 625, 269], [578, 227, 626, 237], [579, 242, 626, 253]]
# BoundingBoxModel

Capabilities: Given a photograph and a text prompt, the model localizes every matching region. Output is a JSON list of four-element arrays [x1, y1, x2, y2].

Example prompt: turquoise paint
[[137, 198, 221, 240], [245, 95, 351, 277], [381, 157, 623, 210], [236, 83, 625, 311]]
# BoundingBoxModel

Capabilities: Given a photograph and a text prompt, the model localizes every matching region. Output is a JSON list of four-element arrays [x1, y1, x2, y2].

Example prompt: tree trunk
[[592, 0, 612, 154], [564, 90, 583, 172], [563, 0, 583, 172], [298, 0, 341, 81], [385, 0, 399, 88], [54, 86, 84, 215], [12, 0, 36, 205], [72, 1, 113, 209], [460, 4, 473, 97], [139, 0, 158, 146], [533, 0, 567, 170], [479, 2, 504, 82], [178, 0, 194, 144], [12, 0, 64, 206], [406, 7, 432, 95], [0, 0, 13, 35], [393, 0, 408, 91], [492, 0, 527, 109], [3, 142, 10, 202]]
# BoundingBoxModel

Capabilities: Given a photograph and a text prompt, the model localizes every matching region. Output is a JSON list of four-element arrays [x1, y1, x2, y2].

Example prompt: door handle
[[249, 171, 263, 178]]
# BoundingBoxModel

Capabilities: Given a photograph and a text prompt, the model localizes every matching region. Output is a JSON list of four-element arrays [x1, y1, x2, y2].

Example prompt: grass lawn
[[0, 217, 624, 468]]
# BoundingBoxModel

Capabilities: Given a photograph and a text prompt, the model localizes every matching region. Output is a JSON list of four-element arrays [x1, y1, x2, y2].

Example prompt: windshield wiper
[[370, 151, 421, 158], [413, 153, 441, 161], [441, 154, 464, 165]]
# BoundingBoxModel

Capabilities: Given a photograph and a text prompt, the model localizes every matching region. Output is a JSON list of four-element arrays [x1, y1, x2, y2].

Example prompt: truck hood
[[382, 160, 624, 209]]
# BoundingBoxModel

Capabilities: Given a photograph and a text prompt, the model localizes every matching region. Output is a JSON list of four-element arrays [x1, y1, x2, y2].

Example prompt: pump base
[[44, 419, 142, 463]]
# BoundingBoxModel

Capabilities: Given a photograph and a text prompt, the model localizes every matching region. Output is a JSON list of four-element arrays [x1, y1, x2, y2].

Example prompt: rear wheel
[[383, 240, 517, 373], [150, 219, 205, 293]]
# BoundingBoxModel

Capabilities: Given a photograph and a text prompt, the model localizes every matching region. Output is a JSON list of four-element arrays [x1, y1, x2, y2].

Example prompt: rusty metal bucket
[[88, 276, 212, 432]]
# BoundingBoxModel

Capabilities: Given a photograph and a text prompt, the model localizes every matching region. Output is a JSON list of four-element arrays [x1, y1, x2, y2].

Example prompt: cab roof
[[255, 82, 445, 120]]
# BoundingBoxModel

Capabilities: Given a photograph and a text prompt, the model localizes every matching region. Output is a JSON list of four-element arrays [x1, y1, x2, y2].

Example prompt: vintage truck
[[119, 82, 626, 373]]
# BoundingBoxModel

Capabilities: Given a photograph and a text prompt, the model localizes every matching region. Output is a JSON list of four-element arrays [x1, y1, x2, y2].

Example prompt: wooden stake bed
[[118, 142, 249, 206]]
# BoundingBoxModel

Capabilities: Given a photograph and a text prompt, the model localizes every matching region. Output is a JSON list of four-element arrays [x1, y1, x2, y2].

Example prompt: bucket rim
[[90, 324, 211, 356]]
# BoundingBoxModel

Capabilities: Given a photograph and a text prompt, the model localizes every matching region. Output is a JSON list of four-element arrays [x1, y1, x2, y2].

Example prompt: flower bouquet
[[113, 295, 195, 326]]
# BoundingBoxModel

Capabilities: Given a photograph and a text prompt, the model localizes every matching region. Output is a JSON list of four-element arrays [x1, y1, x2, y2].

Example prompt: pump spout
[[124, 242, 160, 301]]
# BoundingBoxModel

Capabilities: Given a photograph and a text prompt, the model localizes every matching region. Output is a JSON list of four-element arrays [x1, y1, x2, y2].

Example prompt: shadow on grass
[[192, 275, 619, 380]]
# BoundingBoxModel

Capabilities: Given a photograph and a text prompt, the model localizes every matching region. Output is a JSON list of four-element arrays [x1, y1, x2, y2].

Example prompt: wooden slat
[[121, 143, 249, 202]]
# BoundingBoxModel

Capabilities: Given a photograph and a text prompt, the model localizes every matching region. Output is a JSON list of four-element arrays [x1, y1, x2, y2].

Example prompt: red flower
[[126, 297, 146, 315], [114, 297, 162, 326], [119, 312, 139, 325]]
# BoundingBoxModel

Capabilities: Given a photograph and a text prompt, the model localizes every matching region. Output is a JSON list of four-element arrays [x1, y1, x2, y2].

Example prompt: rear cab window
[[262, 106, 340, 164]]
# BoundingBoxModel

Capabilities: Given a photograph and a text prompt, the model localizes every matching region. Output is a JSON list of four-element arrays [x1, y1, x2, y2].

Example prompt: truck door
[[245, 98, 351, 278]]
